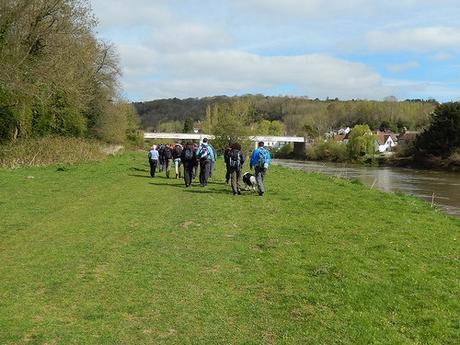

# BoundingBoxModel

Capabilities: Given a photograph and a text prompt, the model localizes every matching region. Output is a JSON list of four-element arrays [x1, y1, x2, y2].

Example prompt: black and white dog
[[242, 172, 257, 192]]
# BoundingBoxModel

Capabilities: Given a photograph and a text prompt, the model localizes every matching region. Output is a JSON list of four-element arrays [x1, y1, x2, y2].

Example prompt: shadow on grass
[[149, 182, 185, 189], [130, 167, 148, 172], [183, 188, 230, 195], [128, 174, 154, 179]]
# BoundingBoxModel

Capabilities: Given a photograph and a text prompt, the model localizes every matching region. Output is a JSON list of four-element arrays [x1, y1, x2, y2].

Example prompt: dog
[[242, 172, 257, 192]]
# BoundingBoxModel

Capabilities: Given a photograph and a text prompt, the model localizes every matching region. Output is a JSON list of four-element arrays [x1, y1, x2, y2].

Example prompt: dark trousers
[[230, 167, 241, 194], [192, 165, 197, 179], [149, 159, 158, 177], [255, 166, 266, 194], [225, 163, 231, 183], [199, 159, 211, 186], [183, 162, 194, 187]]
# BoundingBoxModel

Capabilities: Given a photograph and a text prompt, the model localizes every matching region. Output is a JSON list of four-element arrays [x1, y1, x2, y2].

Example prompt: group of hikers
[[147, 138, 271, 196]]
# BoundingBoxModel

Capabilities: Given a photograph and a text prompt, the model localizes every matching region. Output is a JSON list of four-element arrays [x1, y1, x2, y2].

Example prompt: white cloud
[[123, 50, 390, 100], [88, 0, 460, 101], [386, 61, 420, 73], [148, 24, 233, 53], [431, 52, 453, 61], [367, 26, 460, 53]]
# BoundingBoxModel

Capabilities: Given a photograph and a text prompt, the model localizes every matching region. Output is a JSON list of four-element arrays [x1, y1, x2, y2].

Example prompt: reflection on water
[[274, 160, 460, 218]]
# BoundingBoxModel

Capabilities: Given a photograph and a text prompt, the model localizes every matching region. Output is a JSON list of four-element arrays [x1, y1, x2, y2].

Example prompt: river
[[274, 160, 460, 218]]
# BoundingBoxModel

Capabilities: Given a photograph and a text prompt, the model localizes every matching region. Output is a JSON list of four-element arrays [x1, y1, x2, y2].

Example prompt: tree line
[[134, 95, 436, 137], [0, 0, 141, 145]]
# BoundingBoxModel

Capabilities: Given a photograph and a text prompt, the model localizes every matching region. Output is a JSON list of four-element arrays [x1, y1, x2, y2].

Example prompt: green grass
[[0, 153, 459, 344]]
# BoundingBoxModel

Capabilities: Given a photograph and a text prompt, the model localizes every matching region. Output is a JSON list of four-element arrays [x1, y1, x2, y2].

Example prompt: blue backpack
[[257, 148, 268, 167]]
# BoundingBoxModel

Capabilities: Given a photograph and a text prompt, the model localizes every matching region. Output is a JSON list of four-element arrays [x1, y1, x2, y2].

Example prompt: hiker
[[192, 143, 198, 179], [250, 141, 271, 196], [148, 145, 159, 178], [228, 143, 245, 195], [158, 144, 165, 172], [181, 142, 196, 187], [173, 142, 183, 179], [163, 144, 173, 178], [209, 143, 217, 178], [224, 143, 232, 184], [195, 138, 215, 187]]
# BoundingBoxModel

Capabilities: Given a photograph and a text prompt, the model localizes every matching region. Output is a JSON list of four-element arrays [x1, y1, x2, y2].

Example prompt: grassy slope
[[0, 153, 458, 344]]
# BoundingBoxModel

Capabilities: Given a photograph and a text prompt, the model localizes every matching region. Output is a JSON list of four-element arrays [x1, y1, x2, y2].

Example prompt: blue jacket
[[195, 143, 216, 161], [250, 147, 271, 168], [148, 149, 159, 160]]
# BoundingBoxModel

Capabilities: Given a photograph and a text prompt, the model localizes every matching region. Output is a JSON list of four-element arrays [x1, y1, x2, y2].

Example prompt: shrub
[[272, 144, 294, 158], [306, 140, 347, 162], [0, 136, 108, 168]]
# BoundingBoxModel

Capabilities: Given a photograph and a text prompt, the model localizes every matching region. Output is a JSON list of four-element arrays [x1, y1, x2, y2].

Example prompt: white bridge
[[144, 132, 305, 148]]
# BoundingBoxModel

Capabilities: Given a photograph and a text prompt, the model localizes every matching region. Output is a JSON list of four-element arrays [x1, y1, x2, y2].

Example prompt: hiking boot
[[237, 191, 241, 195], [258, 191, 264, 196]]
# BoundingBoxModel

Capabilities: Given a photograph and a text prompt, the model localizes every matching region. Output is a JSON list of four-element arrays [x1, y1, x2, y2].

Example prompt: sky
[[89, 0, 460, 102]]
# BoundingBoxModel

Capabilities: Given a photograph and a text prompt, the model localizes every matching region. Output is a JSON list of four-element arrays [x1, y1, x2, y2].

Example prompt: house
[[333, 132, 350, 144], [398, 131, 419, 149], [374, 130, 398, 153]]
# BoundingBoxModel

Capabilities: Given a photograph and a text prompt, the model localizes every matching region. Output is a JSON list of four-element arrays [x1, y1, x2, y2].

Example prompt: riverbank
[[1, 153, 458, 344], [387, 154, 460, 172]]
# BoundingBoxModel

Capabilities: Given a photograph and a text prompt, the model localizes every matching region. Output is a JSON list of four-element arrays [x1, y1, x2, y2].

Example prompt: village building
[[374, 130, 398, 153]]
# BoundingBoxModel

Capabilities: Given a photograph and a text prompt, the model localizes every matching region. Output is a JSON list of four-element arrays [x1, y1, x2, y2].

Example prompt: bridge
[[144, 132, 305, 146], [144, 132, 306, 154]]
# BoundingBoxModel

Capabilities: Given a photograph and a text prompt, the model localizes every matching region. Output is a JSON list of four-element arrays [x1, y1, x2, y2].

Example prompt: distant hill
[[133, 96, 231, 131], [134, 95, 436, 134]]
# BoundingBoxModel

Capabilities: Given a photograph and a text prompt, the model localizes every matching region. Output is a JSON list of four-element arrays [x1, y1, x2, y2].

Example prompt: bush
[[272, 144, 294, 158], [0, 136, 108, 168], [306, 140, 347, 162]]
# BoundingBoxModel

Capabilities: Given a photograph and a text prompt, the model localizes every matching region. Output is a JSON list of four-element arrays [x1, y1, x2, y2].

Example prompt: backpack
[[199, 145, 209, 160], [184, 147, 194, 160], [257, 148, 268, 167], [229, 148, 241, 168], [164, 147, 172, 159], [174, 145, 182, 158], [148, 151, 152, 159]]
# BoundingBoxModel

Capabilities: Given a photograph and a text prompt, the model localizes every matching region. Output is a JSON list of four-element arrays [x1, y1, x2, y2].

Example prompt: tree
[[0, 0, 134, 143], [206, 100, 252, 152], [415, 102, 460, 157], [347, 124, 375, 160], [183, 117, 194, 133]]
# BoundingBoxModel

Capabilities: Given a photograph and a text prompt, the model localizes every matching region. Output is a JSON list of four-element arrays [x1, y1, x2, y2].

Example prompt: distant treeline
[[0, 0, 141, 145], [134, 95, 437, 136]]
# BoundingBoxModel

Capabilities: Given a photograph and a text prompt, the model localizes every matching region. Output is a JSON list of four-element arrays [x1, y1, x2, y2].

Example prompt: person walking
[[163, 144, 173, 178], [181, 142, 196, 187], [228, 143, 245, 195], [192, 143, 198, 180], [158, 144, 165, 172], [250, 141, 271, 196], [195, 138, 215, 187], [223, 143, 232, 184], [209, 143, 217, 178], [173, 142, 183, 179], [148, 145, 159, 178]]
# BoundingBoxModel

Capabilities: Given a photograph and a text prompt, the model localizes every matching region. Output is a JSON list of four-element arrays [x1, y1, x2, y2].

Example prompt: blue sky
[[89, 0, 460, 102]]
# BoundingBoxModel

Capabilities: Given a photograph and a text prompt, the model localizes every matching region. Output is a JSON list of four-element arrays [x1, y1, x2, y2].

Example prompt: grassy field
[[0, 152, 459, 344]]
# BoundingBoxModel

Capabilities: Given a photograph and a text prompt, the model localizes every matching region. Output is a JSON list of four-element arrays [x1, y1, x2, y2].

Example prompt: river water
[[274, 160, 460, 218]]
